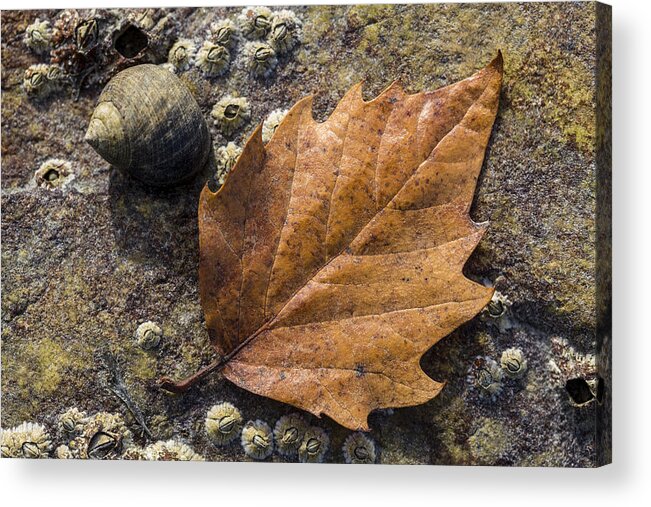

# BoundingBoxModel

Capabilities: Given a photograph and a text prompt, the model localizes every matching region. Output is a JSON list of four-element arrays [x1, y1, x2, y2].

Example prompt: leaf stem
[[157, 357, 225, 394]]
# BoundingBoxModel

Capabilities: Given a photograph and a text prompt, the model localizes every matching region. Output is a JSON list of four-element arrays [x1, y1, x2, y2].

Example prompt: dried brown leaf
[[174, 53, 502, 430]]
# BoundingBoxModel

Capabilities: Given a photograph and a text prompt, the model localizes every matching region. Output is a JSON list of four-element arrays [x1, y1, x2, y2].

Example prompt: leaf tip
[[492, 50, 504, 73]]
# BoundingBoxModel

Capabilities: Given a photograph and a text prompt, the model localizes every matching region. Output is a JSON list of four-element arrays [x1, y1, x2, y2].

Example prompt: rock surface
[[1, 4, 610, 465]]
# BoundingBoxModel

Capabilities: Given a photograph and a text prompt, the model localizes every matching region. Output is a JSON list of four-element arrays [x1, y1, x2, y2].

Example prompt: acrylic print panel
[[0, 2, 611, 466]]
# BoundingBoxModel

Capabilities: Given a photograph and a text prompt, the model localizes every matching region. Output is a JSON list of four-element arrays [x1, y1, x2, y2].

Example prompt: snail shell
[[85, 64, 210, 187]]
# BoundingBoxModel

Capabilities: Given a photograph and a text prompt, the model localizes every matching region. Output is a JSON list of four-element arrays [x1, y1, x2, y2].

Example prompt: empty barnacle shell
[[195, 41, 230, 77], [135, 321, 162, 350], [215, 142, 242, 185], [273, 413, 308, 457], [243, 41, 278, 78], [211, 95, 251, 137], [209, 19, 238, 48], [262, 108, 288, 143], [85, 64, 211, 187], [268, 10, 303, 54], [34, 158, 74, 190], [467, 356, 504, 400], [1, 422, 52, 459], [167, 38, 195, 71], [298, 426, 329, 463], [241, 420, 273, 460], [24, 18, 53, 54], [87, 431, 120, 459], [342, 432, 377, 464], [205, 401, 243, 446], [500, 347, 528, 379], [238, 6, 273, 39]]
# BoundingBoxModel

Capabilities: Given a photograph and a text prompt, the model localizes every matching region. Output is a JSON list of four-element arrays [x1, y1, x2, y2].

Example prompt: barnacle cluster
[[24, 18, 53, 54], [215, 142, 242, 185], [23, 64, 65, 99], [195, 40, 230, 77], [241, 420, 273, 460], [211, 95, 251, 136], [34, 158, 74, 189], [123, 440, 205, 461], [298, 426, 329, 463], [205, 401, 243, 446], [262, 108, 289, 143], [237, 7, 302, 77], [467, 356, 504, 401], [66, 411, 133, 459], [135, 321, 163, 350], [273, 413, 308, 457], [167, 38, 195, 71], [26, 8, 180, 97], [342, 432, 377, 464], [1, 422, 52, 459]]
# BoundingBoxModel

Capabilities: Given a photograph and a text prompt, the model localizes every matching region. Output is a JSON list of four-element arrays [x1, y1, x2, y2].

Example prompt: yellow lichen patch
[[12, 338, 77, 396], [467, 418, 511, 464]]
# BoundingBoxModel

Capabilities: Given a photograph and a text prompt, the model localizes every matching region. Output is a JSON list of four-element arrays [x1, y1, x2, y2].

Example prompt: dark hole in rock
[[114, 25, 148, 59], [44, 169, 59, 181], [566, 378, 594, 405]]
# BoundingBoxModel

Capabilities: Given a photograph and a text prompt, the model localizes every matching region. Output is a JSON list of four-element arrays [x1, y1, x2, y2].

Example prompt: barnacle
[[467, 357, 504, 400], [241, 420, 273, 460], [54, 445, 74, 459], [209, 19, 238, 49], [167, 38, 195, 71], [298, 426, 329, 463], [57, 407, 88, 436], [135, 321, 162, 350], [215, 142, 242, 185], [24, 18, 53, 53], [205, 401, 243, 446], [75, 17, 100, 54], [342, 432, 377, 464], [483, 291, 511, 318], [268, 10, 303, 54], [23, 64, 64, 99], [129, 9, 156, 31], [211, 95, 251, 136], [262, 108, 288, 143], [243, 41, 277, 78], [273, 413, 307, 457], [143, 440, 205, 461], [195, 41, 230, 77], [35, 159, 74, 189], [68, 412, 133, 459], [1, 422, 52, 459], [500, 347, 528, 379], [238, 6, 273, 39]]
